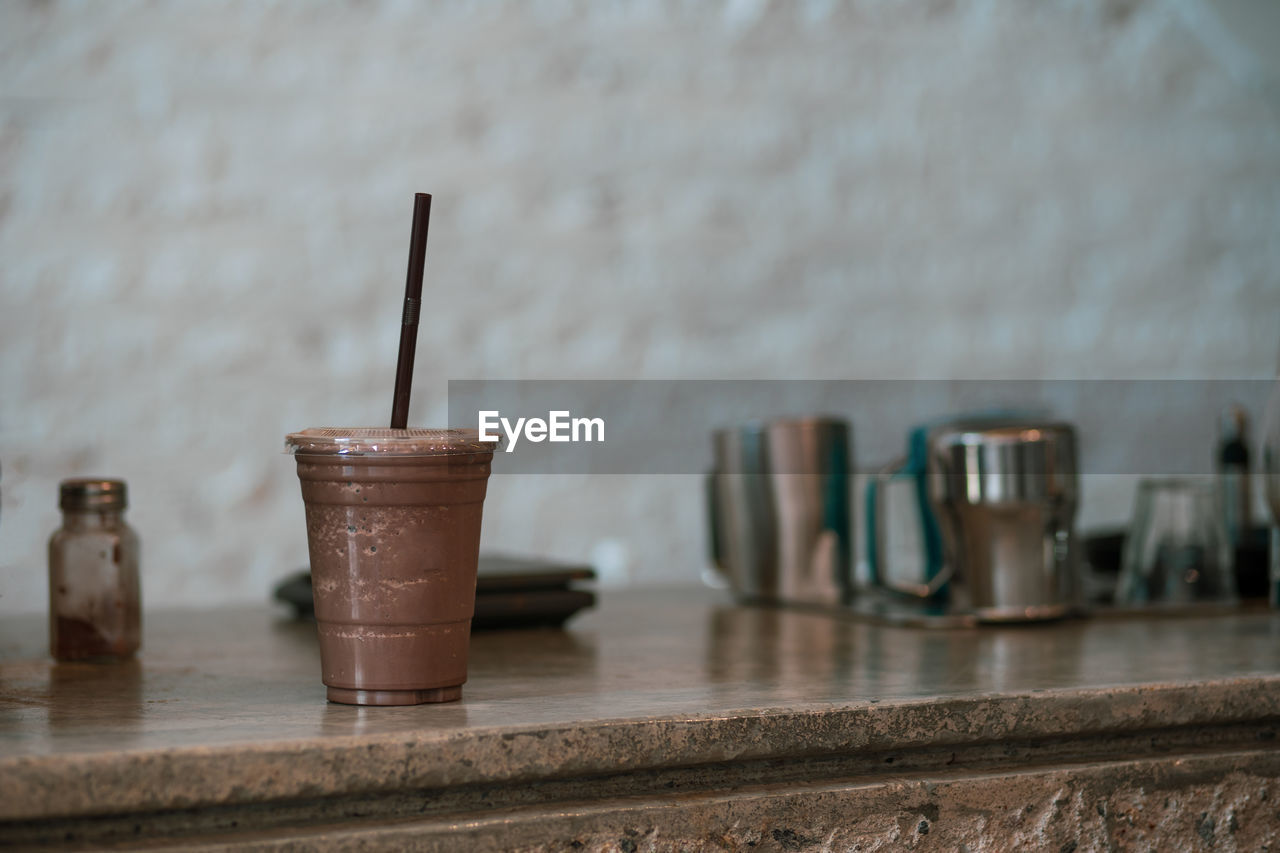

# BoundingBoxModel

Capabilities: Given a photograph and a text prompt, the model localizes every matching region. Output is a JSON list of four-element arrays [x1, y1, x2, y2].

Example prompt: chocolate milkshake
[[286, 428, 495, 705]]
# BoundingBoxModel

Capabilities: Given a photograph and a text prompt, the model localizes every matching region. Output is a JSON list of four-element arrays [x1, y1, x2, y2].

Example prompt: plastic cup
[[285, 428, 495, 705]]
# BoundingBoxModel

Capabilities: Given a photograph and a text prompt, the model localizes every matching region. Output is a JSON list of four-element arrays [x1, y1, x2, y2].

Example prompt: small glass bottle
[[48, 479, 141, 662]]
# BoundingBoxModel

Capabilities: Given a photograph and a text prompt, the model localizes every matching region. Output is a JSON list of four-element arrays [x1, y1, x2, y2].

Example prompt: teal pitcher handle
[[866, 456, 954, 598], [704, 470, 728, 575]]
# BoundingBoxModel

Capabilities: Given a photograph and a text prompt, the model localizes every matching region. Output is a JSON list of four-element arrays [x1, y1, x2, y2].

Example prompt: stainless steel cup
[[706, 417, 852, 607], [926, 421, 1081, 621]]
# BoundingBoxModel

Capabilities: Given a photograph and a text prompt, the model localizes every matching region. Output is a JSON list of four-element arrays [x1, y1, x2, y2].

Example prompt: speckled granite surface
[[141, 751, 1280, 852], [2, 589, 1279, 849]]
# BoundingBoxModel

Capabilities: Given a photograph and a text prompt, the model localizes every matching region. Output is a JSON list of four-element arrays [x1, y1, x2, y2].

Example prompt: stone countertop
[[2, 588, 1279, 824]]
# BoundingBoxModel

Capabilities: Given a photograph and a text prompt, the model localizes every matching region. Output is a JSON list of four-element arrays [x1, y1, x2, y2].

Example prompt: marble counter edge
[[3, 675, 1280, 822]]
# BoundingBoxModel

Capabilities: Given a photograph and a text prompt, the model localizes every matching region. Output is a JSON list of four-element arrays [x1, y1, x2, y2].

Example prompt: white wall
[[2, 0, 1278, 614]]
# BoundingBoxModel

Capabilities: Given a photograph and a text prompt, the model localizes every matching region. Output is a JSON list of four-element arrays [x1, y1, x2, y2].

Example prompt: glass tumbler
[[1116, 479, 1237, 606]]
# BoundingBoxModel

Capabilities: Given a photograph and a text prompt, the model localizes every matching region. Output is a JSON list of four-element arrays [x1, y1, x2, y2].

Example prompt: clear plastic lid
[[285, 428, 498, 456]]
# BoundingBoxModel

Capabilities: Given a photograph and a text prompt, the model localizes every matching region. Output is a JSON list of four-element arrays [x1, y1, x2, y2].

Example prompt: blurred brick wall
[[2, 1, 1278, 612]]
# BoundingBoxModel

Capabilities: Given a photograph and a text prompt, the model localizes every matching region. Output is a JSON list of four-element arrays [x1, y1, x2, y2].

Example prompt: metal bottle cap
[[59, 478, 128, 512]]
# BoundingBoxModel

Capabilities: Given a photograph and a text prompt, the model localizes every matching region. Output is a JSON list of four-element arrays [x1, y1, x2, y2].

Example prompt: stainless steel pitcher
[[706, 417, 853, 607], [926, 421, 1081, 621]]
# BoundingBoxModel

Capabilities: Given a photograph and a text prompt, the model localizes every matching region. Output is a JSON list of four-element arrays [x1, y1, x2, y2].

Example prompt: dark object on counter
[[274, 554, 596, 630], [48, 479, 141, 662], [471, 555, 597, 629], [1084, 524, 1270, 601], [1218, 406, 1253, 545]]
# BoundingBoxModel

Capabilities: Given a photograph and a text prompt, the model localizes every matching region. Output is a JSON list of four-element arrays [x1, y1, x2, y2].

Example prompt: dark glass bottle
[[1263, 378, 1280, 607], [1217, 406, 1252, 546]]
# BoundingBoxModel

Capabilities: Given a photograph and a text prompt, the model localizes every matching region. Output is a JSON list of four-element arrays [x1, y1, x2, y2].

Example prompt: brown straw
[[390, 193, 432, 429]]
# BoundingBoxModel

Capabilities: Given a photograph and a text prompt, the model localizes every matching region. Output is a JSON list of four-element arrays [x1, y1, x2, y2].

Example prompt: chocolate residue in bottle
[[55, 616, 133, 662]]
